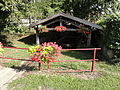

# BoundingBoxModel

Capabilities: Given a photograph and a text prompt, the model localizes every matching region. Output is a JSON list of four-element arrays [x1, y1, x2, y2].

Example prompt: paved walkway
[[0, 67, 25, 90]]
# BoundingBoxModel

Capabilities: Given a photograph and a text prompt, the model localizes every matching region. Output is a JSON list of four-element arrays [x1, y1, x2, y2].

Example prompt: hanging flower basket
[[55, 26, 67, 32], [77, 24, 91, 35], [28, 42, 62, 63], [77, 29, 90, 34], [36, 25, 48, 32], [0, 42, 4, 55]]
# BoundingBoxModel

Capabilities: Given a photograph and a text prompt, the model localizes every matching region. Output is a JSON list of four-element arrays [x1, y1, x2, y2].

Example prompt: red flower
[[0, 42, 3, 48], [44, 30, 49, 32], [0, 42, 3, 46], [77, 29, 82, 32], [55, 26, 67, 32], [29, 42, 62, 63]]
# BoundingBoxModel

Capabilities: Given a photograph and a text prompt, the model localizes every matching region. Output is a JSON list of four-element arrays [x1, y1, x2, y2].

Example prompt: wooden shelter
[[31, 13, 102, 47]]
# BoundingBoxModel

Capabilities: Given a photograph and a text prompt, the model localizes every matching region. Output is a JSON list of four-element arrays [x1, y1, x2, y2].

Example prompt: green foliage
[[97, 14, 120, 58], [62, 0, 118, 22], [28, 45, 40, 54], [0, 0, 28, 34], [23, 0, 63, 19], [28, 42, 62, 63], [0, 0, 119, 35], [0, 0, 64, 34]]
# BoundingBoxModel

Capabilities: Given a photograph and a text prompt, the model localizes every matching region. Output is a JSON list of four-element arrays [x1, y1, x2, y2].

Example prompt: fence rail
[[0, 46, 101, 72], [49, 48, 101, 72]]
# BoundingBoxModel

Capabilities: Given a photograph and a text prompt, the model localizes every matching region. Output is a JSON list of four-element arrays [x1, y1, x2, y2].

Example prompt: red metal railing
[[47, 48, 101, 72], [0, 47, 31, 61], [0, 47, 101, 72]]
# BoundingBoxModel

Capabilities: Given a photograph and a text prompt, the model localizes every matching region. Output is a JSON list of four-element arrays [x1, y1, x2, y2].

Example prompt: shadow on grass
[[18, 34, 36, 45], [18, 31, 60, 45], [62, 50, 93, 60], [11, 64, 37, 72], [0, 34, 12, 46]]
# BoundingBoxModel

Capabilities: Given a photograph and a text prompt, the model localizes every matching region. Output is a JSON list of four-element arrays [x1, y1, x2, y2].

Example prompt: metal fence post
[[47, 61, 51, 72], [91, 48, 96, 72]]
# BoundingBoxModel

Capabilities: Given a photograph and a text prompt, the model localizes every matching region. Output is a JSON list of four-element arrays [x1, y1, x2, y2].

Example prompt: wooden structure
[[31, 13, 102, 47]]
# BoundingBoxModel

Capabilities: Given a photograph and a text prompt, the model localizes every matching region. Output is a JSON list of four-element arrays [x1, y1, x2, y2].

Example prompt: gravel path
[[0, 62, 26, 90]]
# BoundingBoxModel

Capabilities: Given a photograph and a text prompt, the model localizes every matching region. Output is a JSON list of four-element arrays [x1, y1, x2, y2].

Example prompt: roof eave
[[31, 13, 103, 30]]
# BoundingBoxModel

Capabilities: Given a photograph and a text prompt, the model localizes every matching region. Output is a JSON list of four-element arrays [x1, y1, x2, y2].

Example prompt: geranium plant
[[0, 42, 4, 55], [55, 26, 67, 32], [28, 42, 62, 63], [34, 24, 48, 32], [77, 24, 91, 35]]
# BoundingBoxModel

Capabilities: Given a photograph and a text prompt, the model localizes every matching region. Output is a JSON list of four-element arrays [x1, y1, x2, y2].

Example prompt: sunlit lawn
[[6, 48, 120, 90], [0, 38, 120, 90], [0, 41, 30, 67], [8, 63, 120, 90]]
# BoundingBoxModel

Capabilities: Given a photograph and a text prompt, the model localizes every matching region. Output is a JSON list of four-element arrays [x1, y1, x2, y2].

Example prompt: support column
[[60, 19, 62, 26], [87, 31, 91, 47], [29, 16, 32, 31], [36, 30, 40, 45]]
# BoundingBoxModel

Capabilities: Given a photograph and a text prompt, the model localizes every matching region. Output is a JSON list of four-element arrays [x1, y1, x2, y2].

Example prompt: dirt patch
[[74, 72, 102, 80], [23, 71, 39, 77], [13, 62, 102, 80], [37, 86, 53, 90], [22, 68, 102, 80]]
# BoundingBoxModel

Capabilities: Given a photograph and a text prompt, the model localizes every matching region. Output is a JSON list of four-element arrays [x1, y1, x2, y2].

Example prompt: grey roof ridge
[[33, 12, 102, 29]]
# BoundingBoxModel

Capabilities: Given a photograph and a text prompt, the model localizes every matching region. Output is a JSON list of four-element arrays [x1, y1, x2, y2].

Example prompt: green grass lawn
[[8, 67, 120, 90], [0, 48, 29, 67], [0, 38, 30, 67], [1, 34, 120, 90], [7, 48, 120, 90]]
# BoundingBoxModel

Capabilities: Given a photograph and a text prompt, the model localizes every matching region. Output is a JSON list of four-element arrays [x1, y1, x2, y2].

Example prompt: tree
[[96, 0, 120, 59], [23, 0, 63, 19], [0, 0, 64, 34], [62, 0, 118, 22], [0, 0, 27, 34]]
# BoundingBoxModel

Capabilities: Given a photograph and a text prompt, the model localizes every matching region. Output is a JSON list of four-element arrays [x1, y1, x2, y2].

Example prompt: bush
[[97, 15, 120, 59], [28, 42, 62, 63]]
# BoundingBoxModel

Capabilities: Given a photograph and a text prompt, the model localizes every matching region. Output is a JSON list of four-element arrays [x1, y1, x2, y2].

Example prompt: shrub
[[97, 15, 120, 58], [28, 42, 62, 63]]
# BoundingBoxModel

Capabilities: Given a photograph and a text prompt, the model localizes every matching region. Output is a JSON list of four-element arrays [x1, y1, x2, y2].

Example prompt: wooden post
[[36, 30, 40, 45], [60, 17, 62, 26], [29, 16, 32, 31], [87, 31, 91, 47]]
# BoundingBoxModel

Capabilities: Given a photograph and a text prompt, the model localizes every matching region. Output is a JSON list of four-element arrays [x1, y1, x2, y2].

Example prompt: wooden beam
[[60, 17, 62, 26], [61, 19, 97, 31], [87, 31, 91, 47], [61, 19, 79, 27], [46, 19, 60, 26], [47, 28, 78, 31]]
